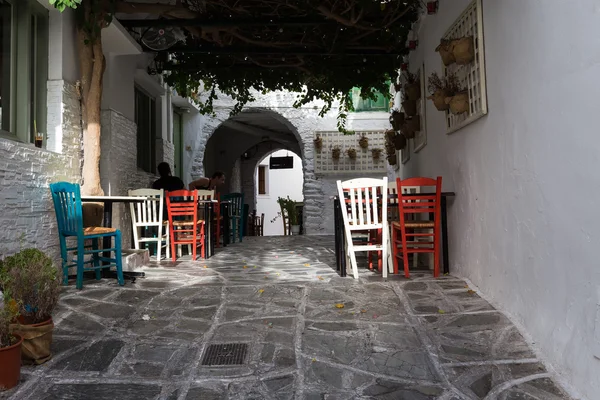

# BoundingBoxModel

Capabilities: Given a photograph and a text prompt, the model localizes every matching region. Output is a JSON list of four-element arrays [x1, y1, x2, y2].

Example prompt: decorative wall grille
[[313, 130, 387, 175], [443, 0, 488, 134]]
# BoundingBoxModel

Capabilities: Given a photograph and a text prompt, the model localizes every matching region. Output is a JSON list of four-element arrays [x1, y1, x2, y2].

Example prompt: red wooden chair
[[166, 190, 205, 261], [391, 176, 442, 278]]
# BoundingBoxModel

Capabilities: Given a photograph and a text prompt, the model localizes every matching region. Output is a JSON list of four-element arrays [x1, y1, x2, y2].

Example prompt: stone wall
[[100, 109, 167, 248], [0, 80, 81, 260]]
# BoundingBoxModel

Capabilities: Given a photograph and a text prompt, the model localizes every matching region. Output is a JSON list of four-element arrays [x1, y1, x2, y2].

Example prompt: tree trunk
[[77, 5, 105, 196]]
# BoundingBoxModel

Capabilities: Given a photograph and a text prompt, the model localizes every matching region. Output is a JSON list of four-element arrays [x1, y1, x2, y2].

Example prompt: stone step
[[122, 249, 150, 272]]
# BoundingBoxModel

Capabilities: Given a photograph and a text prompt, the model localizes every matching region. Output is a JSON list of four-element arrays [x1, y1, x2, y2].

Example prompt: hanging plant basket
[[435, 39, 456, 66], [358, 135, 369, 149], [393, 134, 407, 150], [313, 136, 323, 151], [401, 122, 416, 139], [428, 90, 451, 111], [452, 36, 475, 65], [405, 117, 421, 133], [371, 148, 382, 160], [389, 111, 405, 131], [446, 91, 470, 114], [404, 82, 421, 101], [402, 100, 417, 117], [347, 148, 357, 160], [385, 129, 396, 142], [331, 147, 341, 160], [387, 154, 398, 166]]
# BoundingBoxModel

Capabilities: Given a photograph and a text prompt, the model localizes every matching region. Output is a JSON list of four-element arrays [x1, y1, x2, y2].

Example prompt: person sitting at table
[[153, 162, 185, 192], [189, 171, 226, 191]]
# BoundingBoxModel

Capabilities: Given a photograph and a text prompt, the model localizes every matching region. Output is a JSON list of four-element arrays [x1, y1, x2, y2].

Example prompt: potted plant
[[276, 196, 300, 235], [404, 117, 421, 137], [389, 110, 405, 131], [331, 147, 341, 160], [347, 148, 357, 160], [1, 249, 61, 365], [403, 71, 421, 101], [452, 36, 474, 65], [358, 135, 368, 149], [393, 133, 407, 150], [435, 38, 456, 66], [313, 135, 323, 151], [446, 91, 470, 114], [371, 148, 382, 160], [427, 72, 461, 111], [0, 294, 22, 390], [402, 99, 417, 117]]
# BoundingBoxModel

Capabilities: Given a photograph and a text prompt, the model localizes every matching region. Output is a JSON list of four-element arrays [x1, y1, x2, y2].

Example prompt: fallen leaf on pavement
[[438, 309, 445, 314], [258, 289, 265, 294], [335, 303, 345, 309]]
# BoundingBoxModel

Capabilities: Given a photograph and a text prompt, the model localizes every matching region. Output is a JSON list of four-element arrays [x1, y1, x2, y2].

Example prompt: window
[[0, 0, 48, 144], [258, 165, 267, 195], [348, 83, 391, 112], [135, 86, 156, 173]]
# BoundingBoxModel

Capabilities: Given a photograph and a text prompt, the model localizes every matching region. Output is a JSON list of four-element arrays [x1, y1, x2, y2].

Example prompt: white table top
[[81, 196, 149, 202]]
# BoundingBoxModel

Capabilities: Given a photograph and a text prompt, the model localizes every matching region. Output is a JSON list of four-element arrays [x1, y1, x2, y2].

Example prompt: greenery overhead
[[51, 0, 421, 131]]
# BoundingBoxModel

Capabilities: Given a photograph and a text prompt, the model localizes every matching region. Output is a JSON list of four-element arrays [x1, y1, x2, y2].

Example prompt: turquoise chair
[[222, 193, 244, 243], [49, 182, 124, 289]]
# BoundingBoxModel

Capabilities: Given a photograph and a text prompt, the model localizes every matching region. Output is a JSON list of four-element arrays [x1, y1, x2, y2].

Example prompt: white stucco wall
[[256, 150, 304, 236], [406, 1, 599, 398]]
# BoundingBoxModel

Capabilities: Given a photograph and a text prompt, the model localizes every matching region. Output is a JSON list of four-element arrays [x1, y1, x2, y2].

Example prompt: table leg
[[102, 201, 113, 267], [223, 204, 230, 246], [441, 196, 450, 274], [334, 198, 347, 277]]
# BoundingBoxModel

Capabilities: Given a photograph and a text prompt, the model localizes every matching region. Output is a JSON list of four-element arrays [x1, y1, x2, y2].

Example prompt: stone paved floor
[[3, 236, 572, 400]]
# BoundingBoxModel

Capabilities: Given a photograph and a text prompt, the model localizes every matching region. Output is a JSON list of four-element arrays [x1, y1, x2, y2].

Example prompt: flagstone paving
[[2, 236, 572, 400]]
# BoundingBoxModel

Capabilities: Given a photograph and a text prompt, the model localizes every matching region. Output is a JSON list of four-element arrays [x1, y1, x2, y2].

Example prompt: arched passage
[[200, 109, 306, 230], [254, 149, 304, 236]]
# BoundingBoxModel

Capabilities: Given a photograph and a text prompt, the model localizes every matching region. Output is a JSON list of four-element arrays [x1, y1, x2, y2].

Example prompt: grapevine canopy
[[52, 0, 421, 128]]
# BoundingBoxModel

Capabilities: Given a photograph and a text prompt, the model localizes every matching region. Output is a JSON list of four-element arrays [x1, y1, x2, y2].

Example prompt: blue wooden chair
[[49, 182, 124, 289], [222, 193, 244, 243]]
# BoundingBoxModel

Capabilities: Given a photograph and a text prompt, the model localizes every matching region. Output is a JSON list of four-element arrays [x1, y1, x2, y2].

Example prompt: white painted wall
[[256, 150, 304, 236], [406, 1, 600, 398]]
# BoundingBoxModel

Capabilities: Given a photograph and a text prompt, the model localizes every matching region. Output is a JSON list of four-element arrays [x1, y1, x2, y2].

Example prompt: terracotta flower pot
[[452, 36, 474, 65], [0, 334, 23, 390], [387, 154, 398, 166], [428, 90, 451, 111], [358, 136, 368, 149], [445, 91, 470, 114], [331, 148, 341, 160], [404, 83, 421, 101], [347, 148, 357, 159], [10, 317, 54, 365], [402, 100, 417, 117]]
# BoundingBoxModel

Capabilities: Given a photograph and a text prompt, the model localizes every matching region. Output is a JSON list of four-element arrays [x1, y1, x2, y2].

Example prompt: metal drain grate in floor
[[201, 343, 248, 366]]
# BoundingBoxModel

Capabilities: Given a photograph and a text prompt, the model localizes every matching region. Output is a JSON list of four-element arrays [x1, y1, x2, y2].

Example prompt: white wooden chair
[[128, 188, 170, 261], [388, 181, 431, 270], [337, 177, 391, 279]]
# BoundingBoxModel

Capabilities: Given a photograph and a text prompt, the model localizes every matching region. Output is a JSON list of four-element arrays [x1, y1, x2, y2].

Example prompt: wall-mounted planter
[[435, 39, 456, 66], [387, 154, 398, 165], [371, 148, 382, 160], [331, 147, 341, 160], [393, 134, 407, 150], [428, 90, 451, 111], [405, 117, 421, 134], [446, 91, 470, 114], [358, 136, 369, 149], [404, 82, 421, 101], [313, 136, 323, 151], [347, 148, 357, 160], [389, 110, 405, 131], [452, 36, 474, 65], [402, 100, 417, 117]]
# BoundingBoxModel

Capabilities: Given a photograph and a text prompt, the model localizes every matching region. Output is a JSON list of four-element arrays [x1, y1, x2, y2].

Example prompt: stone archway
[[186, 96, 340, 235]]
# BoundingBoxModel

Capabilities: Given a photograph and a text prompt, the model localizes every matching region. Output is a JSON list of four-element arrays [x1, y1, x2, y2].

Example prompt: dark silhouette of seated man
[[152, 162, 184, 192]]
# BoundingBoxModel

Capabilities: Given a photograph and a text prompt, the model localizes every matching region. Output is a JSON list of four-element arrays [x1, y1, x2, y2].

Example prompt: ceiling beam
[[118, 17, 332, 28], [168, 46, 402, 56]]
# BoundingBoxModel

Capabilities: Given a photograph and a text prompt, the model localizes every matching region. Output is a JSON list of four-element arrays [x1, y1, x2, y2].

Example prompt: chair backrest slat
[[166, 189, 198, 221], [222, 193, 244, 217], [129, 189, 163, 226], [50, 182, 84, 236], [337, 177, 388, 230], [396, 177, 442, 222]]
